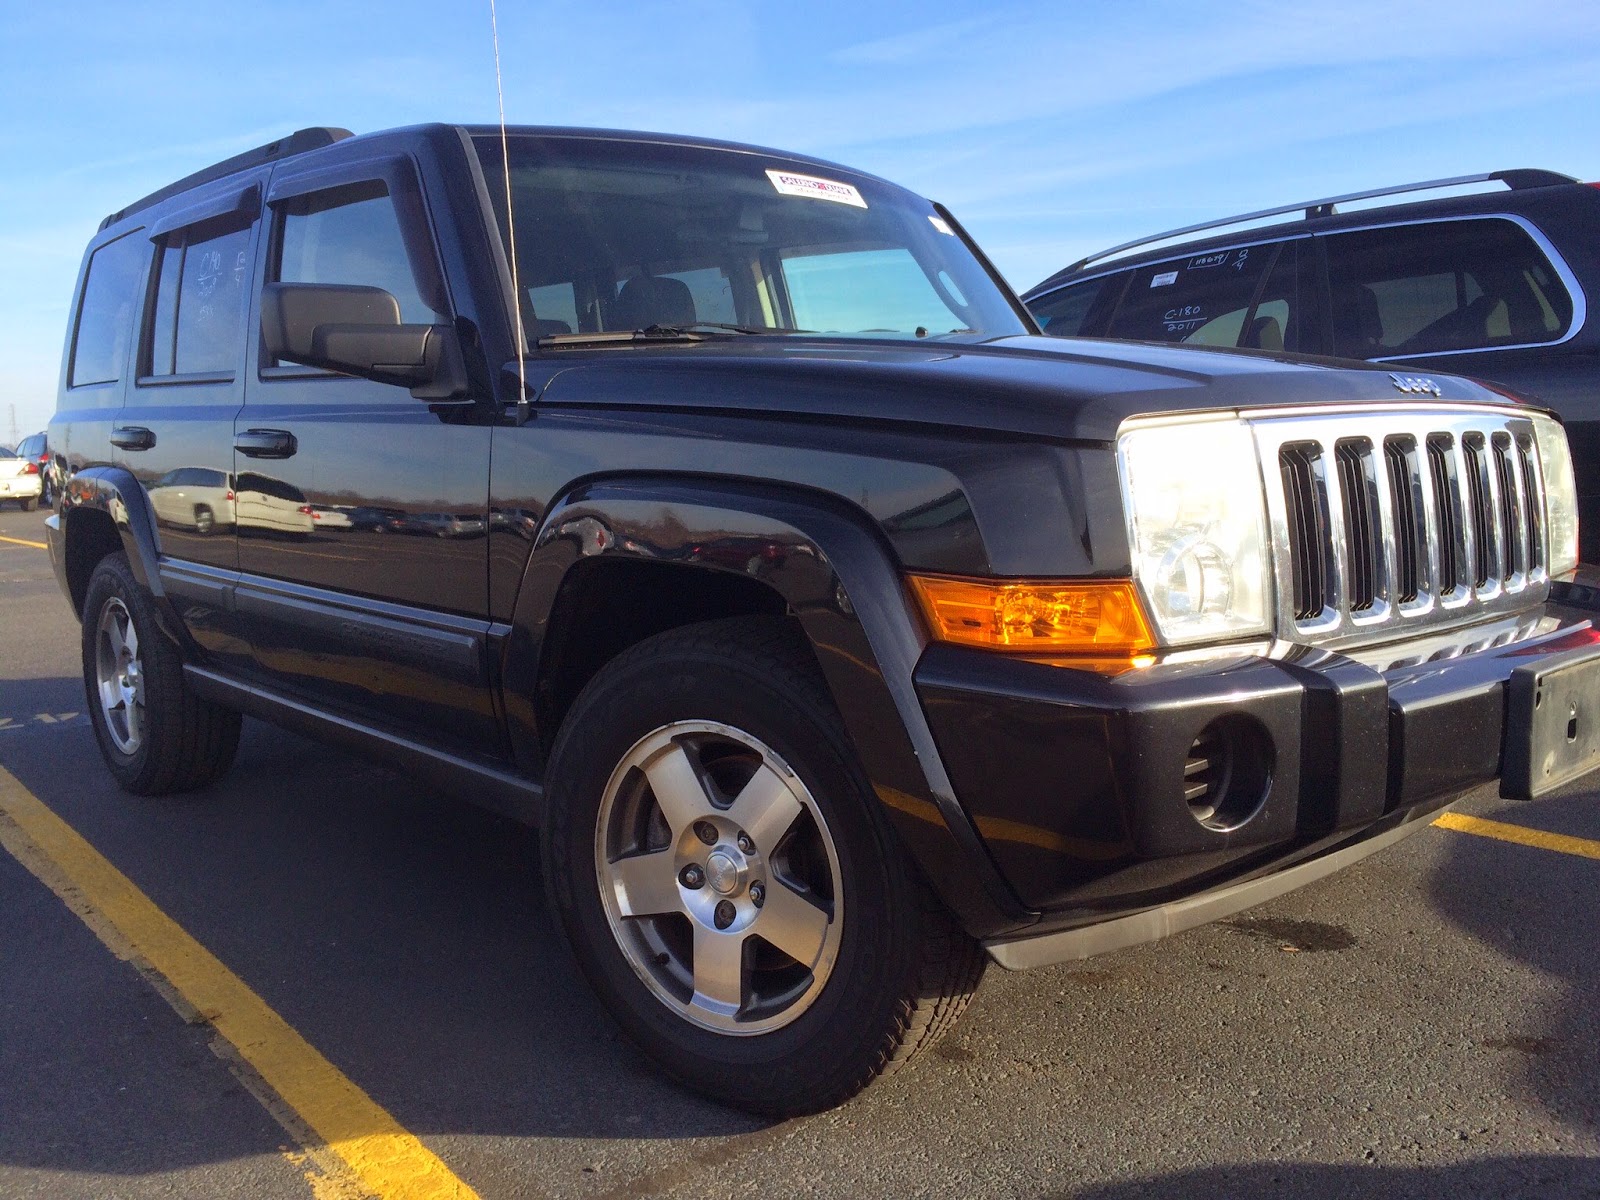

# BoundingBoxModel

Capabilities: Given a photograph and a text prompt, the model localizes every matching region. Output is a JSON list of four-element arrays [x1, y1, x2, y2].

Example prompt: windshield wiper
[[537, 323, 810, 348]]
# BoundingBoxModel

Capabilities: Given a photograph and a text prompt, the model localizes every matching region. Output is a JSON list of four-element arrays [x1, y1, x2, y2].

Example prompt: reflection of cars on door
[[234, 472, 314, 538], [416, 512, 486, 538], [148, 466, 234, 534], [344, 505, 407, 532], [0, 446, 43, 510], [1022, 169, 1600, 556], [307, 505, 354, 530]]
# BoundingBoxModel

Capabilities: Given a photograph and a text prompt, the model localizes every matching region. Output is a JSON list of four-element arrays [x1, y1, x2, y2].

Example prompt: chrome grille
[[1254, 409, 1548, 646]]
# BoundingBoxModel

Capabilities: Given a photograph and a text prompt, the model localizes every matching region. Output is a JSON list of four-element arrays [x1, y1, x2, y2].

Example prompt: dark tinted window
[[1326, 219, 1573, 359], [70, 233, 150, 387], [1028, 273, 1122, 337], [276, 181, 432, 322], [16, 434, 44, 458], [147, 216, 254, 376], [1106, 244, 1277, 345]]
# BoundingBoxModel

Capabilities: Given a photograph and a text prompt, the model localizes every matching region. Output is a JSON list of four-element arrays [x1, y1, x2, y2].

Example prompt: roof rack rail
[[100, 127, 354, 231], [1062, 168, 1580, 275]]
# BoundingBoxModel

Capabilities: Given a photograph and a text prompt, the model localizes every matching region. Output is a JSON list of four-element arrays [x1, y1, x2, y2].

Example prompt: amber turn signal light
[[907, 575, 1157, 668]]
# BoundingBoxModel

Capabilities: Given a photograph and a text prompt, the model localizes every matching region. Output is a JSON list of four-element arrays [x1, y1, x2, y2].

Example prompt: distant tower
[[5, 404, 16, 445]]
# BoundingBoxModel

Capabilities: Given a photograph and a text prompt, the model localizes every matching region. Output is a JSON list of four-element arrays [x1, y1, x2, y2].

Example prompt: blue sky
[[3, 0, 1598, 439]]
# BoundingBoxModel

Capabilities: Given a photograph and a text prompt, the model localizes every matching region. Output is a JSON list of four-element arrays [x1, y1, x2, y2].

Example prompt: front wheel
[[542, 617, 984, 1116]]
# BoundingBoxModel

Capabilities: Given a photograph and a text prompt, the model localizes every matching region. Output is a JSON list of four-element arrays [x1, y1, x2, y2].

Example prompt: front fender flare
[[504, 476, 1035, 938]]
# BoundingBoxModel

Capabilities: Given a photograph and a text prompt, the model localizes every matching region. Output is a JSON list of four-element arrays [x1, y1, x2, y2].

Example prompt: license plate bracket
[[1502, 646, 1600, 800]]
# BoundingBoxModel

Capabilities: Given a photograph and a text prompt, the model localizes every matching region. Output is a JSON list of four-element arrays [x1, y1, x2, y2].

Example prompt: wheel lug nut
[[737, 832, 755, 854], [714, 900, 736, 929], [750, 882, 765, 908], [680, 864, 705, 889], [693, 821, 718, 845]]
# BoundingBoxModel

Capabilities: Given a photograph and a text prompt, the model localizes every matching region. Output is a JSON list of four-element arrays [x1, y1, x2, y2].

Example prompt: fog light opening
[[1184, 716, 1273, 832]]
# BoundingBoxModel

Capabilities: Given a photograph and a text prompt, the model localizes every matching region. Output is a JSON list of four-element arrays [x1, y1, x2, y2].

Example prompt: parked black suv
[[1022, 171, 1600, 559], [46, 127, 1600, 1115]]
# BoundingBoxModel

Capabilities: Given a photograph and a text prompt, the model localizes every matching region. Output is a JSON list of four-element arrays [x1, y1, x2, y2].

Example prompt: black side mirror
[[261, 283, 467, 400]]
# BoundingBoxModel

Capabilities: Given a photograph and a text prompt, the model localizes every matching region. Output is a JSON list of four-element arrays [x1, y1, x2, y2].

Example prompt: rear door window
[[146, 214, 255, 377], [1104, 245, 1280, 346], [1324, 218, 1574, 359]]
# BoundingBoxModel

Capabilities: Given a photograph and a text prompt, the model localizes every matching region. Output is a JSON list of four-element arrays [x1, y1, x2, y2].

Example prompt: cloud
[[830, 17, 995, 65]]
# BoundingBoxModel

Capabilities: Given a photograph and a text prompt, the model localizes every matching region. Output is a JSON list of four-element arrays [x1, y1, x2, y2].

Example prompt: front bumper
[[915, 585, 1600, 967]]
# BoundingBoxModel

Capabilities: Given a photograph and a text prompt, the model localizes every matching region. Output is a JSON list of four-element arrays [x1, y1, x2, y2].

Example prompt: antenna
[[489, 0, 527, 415]]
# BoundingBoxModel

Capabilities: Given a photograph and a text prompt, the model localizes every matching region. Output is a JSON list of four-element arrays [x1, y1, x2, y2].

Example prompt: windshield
[[472, 134, 1027, 346]]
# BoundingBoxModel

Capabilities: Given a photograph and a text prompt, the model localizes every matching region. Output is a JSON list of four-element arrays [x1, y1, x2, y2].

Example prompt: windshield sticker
[[766, 169, 868, 209], [1150, 270, 1179, 288], [928, 215, 955, 235]]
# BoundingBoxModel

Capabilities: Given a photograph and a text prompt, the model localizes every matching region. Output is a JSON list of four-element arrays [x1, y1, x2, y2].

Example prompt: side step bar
[[184, 665, 543, 825]]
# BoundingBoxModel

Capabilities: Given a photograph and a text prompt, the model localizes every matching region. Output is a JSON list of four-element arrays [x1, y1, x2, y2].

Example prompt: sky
[[2, 0, 1598, 440]]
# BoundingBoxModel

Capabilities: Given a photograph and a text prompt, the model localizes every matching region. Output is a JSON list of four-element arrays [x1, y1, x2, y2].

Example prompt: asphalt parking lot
[[2, 504, 1598, 1200]]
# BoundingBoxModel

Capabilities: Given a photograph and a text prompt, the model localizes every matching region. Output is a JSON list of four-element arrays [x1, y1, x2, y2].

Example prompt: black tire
[[82, 552, 242, 796], [193, 505, 214, 535], [19, 497, 33, 512], [542, 616, 984, 1116]]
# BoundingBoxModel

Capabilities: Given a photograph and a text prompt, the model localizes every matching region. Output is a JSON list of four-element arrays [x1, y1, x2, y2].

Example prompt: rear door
[[113, 174, 266, 671]]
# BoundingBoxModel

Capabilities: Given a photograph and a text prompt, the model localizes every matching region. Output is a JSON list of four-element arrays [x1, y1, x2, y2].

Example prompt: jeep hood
[[533, 334, 1517, 443]]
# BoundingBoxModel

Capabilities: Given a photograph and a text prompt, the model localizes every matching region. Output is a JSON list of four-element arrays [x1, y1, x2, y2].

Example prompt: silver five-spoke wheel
[[595, 720, 844, 1034], [94, 596, 145, 755]]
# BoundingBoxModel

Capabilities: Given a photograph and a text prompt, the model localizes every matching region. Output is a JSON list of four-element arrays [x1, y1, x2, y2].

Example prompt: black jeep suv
[[1021, 171, 1600, 558], [46, 126, 1600, 1115]]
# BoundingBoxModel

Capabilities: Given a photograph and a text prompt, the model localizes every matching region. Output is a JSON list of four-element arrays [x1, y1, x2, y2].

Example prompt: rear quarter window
[[1027, 273, 1125, 337], [1325, 218, 1575, 359], [70, 232, 150, 387]]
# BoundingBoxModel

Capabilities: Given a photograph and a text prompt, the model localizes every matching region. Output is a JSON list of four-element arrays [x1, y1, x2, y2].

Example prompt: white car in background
[[0, 447, 43, 511]]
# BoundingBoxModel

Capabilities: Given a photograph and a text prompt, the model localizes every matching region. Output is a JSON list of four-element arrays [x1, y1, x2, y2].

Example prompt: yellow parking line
[[0, 533, 47, 549], [0, 765, 480, 1200], [1434, 811, 1600, 861]]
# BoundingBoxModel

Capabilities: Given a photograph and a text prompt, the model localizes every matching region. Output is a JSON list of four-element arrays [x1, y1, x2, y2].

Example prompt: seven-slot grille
[[1255, 410, 1548, 645]]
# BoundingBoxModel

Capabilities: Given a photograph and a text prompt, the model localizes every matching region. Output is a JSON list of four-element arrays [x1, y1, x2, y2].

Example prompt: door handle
[[110, 426, 156, 451], [233, 429, 297, 459]]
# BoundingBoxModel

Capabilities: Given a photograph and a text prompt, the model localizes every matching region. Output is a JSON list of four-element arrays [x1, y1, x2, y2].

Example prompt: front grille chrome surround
[[1252, 408, 1548, 648]]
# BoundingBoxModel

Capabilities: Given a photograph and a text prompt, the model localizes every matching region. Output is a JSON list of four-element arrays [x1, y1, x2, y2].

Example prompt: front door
[[234, 152, 499, 754]]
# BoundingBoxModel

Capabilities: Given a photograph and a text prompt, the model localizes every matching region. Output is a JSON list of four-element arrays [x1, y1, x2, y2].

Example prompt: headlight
[[1117, 417, 1270, 645], [1532, 414, 1579, 577]]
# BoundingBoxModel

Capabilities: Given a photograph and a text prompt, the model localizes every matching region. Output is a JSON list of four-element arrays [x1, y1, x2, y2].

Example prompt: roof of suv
[[102, 123, 906, 233], [1024, 169, 1597, 298]]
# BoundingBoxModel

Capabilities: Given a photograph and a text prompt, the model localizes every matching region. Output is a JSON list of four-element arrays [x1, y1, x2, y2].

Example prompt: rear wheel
[[19, 497, 33, 512], [193, 505, 214, 535], [542, 617, 984, 1116], [82, 553, 241, 795]]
